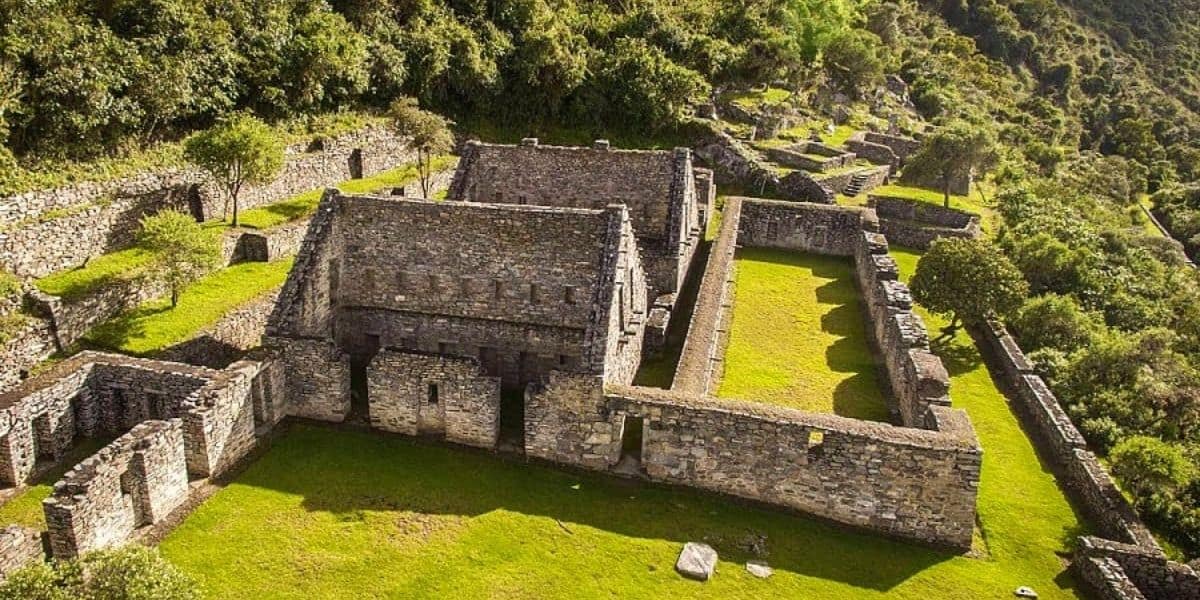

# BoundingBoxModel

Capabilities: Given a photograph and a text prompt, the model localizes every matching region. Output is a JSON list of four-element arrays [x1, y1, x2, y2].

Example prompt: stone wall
[[975, 319, 1200, 599], [765, 142, 856, 172], [44, 419, 189, 558], [869, 196, 981, 250], [448, 140, 700, 301], [863, 132, 921, 162], [673, 197, 742, 396], [525, 375, 981, 549], [0, 525, 42, 578], [737, 198, 875, 256], [814, 165, 890, 196], [0, 318, 57, 394], [268, 337, 348, 422], [846, 136, 900, 170], [367, 350, 500, 448], [156, 288, 279, 368], [0, 125, 412, 279]]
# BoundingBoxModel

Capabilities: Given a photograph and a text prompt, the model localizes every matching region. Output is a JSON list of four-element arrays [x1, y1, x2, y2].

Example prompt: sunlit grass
[[718, 248, 889, 421], [83, 259, 293, 356]]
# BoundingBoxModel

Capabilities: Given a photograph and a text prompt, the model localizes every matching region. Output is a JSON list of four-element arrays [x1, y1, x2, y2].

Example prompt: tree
[[910, 237, 1029, 337], [387, 97, 454, 198], [1110, 436, 1195, 499], [0, 545, 197, 600], [184, 113, 284, 227], [903, 120, 999, 207], [822, 30, 887, 98], [138, 210, 221, 308]]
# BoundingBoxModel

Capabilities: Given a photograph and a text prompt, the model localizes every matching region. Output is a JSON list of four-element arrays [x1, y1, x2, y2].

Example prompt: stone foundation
[[868, 195, 981, 250]]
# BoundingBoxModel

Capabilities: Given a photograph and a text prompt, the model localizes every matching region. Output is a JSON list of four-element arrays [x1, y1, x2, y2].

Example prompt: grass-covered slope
[[718, 248, 889, 421]]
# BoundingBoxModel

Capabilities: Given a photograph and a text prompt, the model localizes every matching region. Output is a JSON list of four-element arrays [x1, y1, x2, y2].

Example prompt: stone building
[[447, 139, 715, 343], [265, 191, 648, 447]]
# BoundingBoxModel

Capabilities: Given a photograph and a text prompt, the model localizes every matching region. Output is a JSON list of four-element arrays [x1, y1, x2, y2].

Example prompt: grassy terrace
[[33, 158, 452, 299], [717, 248, 889, 421], [83, 259, 292, 356]]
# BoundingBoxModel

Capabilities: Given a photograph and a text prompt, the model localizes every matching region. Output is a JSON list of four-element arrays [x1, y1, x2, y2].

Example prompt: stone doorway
[[614, 414, 644, 475], [348, 334, 380, 424], [348, 149, 364, 179], [498, 388, 525, 452]]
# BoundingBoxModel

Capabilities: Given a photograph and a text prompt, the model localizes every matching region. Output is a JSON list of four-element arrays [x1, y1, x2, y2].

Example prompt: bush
[[0, 546, 197, 600], [1110, 436, 1195, 499], [1011, 294, 1102, 353]]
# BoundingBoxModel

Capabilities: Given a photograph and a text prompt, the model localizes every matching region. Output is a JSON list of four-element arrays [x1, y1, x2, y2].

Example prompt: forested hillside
[[3, 0, 1200, 560]]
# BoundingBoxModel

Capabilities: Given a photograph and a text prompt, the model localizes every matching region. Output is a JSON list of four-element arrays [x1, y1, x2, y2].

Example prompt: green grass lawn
[[722, 87, 791, 109], [868, 184, 983, 214], [717, 248, 890, 422], [83, 259, 293, 356], [35, 246, 160, 300], [161, 417, 1087, 599], [233, 156, 456, 230], [0, 437, 111, 530]]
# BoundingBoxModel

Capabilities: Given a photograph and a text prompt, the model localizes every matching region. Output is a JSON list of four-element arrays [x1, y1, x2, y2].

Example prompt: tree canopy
[[183, 113, 284, 227], [909, 237, 1028, 335]]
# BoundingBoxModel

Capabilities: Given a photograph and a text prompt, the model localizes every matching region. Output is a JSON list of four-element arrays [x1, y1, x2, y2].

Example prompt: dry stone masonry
[[0, 139, 999, 576]]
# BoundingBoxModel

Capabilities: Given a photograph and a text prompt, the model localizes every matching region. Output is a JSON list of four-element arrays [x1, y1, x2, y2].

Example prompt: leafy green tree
[[910, 237, 1029, 337], [903, 120, 999, 206], [184, 113, 284, 227], [593, 38, 709, 127], [388, 98, 454, 198], [1110, 436, 1196, 499], [0, 545, 197, 600], [822, 30, 887, 98], [1011, 294, 1102, 353], [138, 210, 221, 308]]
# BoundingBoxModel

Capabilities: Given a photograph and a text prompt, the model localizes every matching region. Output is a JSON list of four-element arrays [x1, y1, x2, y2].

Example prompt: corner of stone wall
[[524, 372, 618, 470]]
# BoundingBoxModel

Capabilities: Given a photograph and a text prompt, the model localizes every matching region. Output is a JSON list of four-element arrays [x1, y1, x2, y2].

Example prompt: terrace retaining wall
[[869, 196, 981, 250]]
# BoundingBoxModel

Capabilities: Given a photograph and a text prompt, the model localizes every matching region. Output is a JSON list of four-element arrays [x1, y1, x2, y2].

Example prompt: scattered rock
[[745, 560, 773, 579], [1014, 586, 1038, 598], [675, 542, 718, 581]]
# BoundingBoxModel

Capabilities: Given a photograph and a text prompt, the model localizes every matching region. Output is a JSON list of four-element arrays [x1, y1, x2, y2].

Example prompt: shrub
[[0, 546, 197, 600]]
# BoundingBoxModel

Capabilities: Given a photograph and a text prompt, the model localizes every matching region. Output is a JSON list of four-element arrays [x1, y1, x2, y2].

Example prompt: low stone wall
[[737, 198, 875, 256], [672, 197, 742, 396], [0, 318, 56, 394], [846, 136, 900, 170], [693, 128, 780, 195], [815, 165, 890, 195], [765, 144, 855, 172], [868, 196, 981, 250], [525, 374, 981, 549], [976, 320, 1156, 548], [0, 525, 42, 578], [1076, 537, 1200, 600], [974, 320, 1200, 599], [863, 132, 921, 162], [156, 288, 280, 368], [368, 350, 500, 448], [44, 419, 189, 558]]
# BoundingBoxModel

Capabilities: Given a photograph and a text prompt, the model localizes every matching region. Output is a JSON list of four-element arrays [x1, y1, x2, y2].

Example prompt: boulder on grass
[[676, 542, 717, 581]]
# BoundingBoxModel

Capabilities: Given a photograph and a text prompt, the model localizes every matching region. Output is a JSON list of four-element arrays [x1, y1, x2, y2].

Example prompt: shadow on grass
[[80, 304, 169, 354], [232, 423, 954, 592], [930, 335, 983, 377]]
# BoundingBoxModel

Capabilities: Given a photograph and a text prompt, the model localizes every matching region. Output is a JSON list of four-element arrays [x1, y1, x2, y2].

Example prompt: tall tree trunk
[[171, 286, 179, 308], [943, 172, 952, 208], [419, 150, 431, 198], [232, 194, 239, 227]]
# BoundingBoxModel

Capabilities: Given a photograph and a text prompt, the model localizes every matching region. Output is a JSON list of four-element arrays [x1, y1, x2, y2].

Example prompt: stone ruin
[[447, 139, 715, 350], [0, 140, 991, 578]]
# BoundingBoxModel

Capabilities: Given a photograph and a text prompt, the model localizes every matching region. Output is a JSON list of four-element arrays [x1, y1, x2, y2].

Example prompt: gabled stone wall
[[44, 419, 189, 558], [367, 350, 500, 448], [448, 140, 701, 301]]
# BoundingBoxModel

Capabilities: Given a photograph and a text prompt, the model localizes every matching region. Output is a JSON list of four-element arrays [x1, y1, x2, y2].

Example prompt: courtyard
[[717, 247, 890, 421]]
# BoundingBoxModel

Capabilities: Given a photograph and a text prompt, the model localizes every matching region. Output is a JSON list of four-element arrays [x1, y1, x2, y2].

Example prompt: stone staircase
[[843, 172, 871, 197]]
